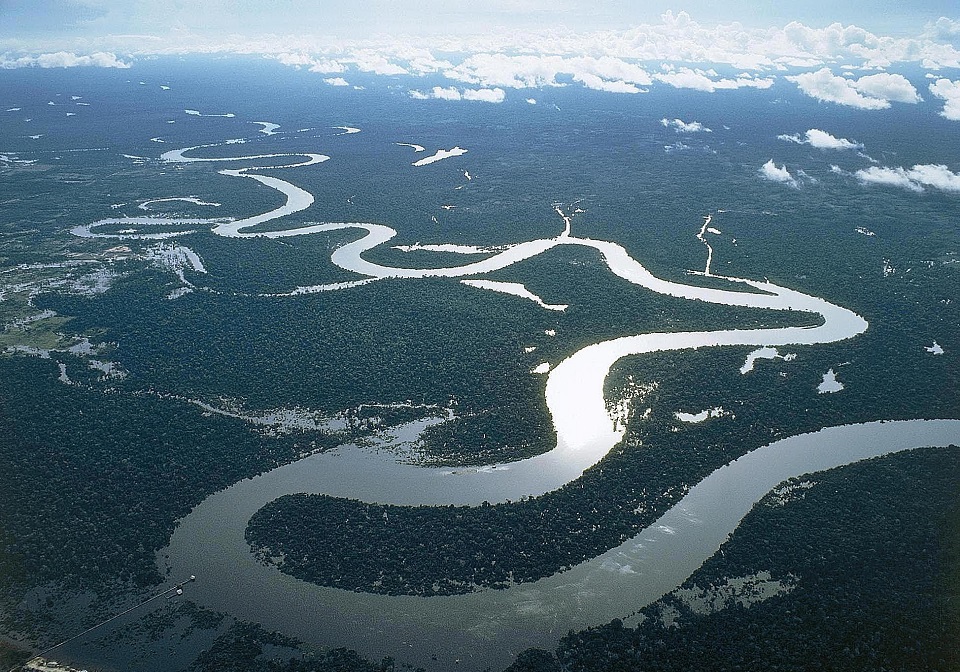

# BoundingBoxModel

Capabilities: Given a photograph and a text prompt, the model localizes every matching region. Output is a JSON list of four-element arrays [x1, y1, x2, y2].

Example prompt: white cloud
[[787, 68, 886, 109], [309, 59, 347, 74], [855, 166, 924, 191], [655, 69, 715, 91], [777, 128, 861, 149], [274, 53, 346, 73], [462, 87, 506, 103], [7, 14, 960, 102], [853, 72, 922, 103], [443, 53, 652, 93], [779, 19, 960, 69], [759, 159, 799, 188], [9, 7, 960, 71], [274, 52, 314, 67], [323, 77, 349, 86], [660, 118, 711, 133], [653, 67, 773, 92], [855, 164, 960, 192], [907, 164, 960, 191], [390, 46, 454, 75], [349, 50, 409, 76], [444, 53, 563, 88], [575, 56, 653, 87], [431, 86, 462, 100], [273, 51, 347, 75], [10, 4, 960, 77], [787, 68, 920, 109], [927, 17, 960, 48], [0, 51, 130, 69], [590, 11, 960, 71], [575, 73, 643, 94], [409, 86, 505, 103], [930, 78, 960, 120]]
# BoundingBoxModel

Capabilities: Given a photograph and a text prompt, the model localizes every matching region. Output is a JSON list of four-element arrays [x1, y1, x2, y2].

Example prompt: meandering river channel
[[71, 132, 960, 670], [161, 420, 960, 670]]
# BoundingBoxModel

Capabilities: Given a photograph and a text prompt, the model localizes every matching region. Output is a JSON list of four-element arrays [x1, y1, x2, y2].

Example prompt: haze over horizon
[[2, 1, 959, 49], [0, 0, 956, 39], [3, 2, 959, 118]]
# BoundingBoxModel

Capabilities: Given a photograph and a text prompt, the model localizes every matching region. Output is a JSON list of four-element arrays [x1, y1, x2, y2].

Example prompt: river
[[68, 133, 955, 671], [161, 419, 960, 670]]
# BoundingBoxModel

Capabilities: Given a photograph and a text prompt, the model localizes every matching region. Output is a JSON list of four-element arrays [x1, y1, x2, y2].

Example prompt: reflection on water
[[161, 419, 960, 671]]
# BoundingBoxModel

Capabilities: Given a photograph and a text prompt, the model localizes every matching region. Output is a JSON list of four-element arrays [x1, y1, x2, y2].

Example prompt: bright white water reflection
[[162, 420, 960, 671]]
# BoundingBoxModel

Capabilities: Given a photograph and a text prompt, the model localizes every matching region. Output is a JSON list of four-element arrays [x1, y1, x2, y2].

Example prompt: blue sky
[[1, 0, 957, 41]]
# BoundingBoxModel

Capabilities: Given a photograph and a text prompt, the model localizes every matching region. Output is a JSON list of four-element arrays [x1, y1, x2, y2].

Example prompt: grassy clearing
[[0, 314, 75, 351]]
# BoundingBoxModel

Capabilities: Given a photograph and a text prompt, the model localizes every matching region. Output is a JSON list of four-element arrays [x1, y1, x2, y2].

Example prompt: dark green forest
[[549, 447, 960, 672]]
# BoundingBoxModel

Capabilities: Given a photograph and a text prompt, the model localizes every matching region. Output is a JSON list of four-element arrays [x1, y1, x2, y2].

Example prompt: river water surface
[[160, 419, 960, 670]]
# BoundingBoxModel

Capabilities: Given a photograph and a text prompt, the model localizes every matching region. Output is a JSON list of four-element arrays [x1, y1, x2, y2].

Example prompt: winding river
[[74, 130, 960, 670], [161, 420, 960, 670]]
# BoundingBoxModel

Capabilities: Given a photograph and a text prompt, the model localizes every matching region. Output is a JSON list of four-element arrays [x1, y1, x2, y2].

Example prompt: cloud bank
[[255, 12, 960, 74], [855, 164, 960, 192], [440, 53, 653, 93], [409, 86, 506, 103], [4, 13, 960, 107], [653, 67, 773, 92], [786, 68, 920, 109], [255, 17, 952, 102], [0, 51, 130, 69]]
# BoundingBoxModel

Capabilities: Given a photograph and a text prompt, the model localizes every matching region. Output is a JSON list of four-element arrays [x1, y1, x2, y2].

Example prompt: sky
[[1, 0, 958, 42], [1, 1, 959, 122]]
